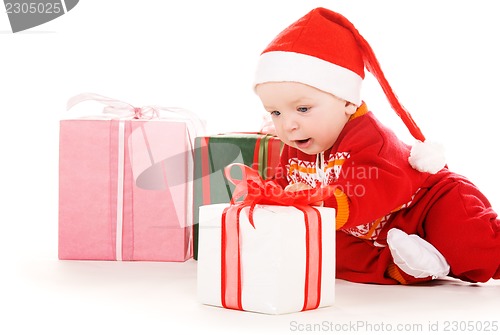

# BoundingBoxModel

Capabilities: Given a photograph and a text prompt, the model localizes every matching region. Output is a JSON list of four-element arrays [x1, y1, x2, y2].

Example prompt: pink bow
[[67, 93, 162, 119], [66, 93, 206, 141]]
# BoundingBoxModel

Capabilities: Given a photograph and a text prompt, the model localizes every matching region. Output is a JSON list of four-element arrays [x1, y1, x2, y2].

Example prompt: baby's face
[[256, 82, 355, 155]]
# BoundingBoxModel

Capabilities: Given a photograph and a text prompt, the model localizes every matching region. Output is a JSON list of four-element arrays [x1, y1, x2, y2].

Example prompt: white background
[[1, 1, 499, 334]]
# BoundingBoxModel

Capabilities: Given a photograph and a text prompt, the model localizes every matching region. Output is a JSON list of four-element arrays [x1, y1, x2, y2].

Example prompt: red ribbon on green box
[[193, 133, 283, 259]]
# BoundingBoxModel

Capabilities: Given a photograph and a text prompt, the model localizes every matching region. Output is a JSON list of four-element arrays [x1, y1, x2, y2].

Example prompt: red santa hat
[[254, 7, 445, 174]]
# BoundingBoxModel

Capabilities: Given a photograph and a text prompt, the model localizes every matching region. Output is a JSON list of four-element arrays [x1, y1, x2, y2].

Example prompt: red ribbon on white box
[[66, 93, 205, 261], [220, 164, 336, 311]]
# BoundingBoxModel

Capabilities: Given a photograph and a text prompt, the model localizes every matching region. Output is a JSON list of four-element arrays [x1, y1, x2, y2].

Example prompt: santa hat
[[254, 7, 445, 174]]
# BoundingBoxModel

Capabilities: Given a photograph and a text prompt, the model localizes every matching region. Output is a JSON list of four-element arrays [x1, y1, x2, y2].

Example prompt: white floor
[[6, 257, 499, 335]]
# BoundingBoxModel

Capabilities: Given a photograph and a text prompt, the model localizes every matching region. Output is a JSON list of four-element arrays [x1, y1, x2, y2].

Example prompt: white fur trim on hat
[[408, 140, 446, 174], [254, 51, 363, 105]]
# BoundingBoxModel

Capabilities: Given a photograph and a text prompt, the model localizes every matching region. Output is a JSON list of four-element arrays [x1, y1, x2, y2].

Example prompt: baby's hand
[[284, 182, 312, 192], [285, 183, 323, 206]]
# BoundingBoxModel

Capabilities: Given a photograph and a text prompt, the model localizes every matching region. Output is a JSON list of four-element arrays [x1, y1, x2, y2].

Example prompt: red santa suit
[[253, 8, 500, 284], [274, 103, 500, 284]]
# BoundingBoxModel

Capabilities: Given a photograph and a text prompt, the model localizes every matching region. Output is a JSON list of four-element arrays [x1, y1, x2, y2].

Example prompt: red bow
[[224, 163, 335, 225], [220, 164, 335, 312]]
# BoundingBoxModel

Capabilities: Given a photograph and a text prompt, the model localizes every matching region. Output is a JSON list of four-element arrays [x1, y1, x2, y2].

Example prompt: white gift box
[[197, 203, 335, 314]]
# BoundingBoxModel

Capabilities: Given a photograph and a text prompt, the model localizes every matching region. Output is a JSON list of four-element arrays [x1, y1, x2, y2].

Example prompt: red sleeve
[[324, 115, 429, 230]]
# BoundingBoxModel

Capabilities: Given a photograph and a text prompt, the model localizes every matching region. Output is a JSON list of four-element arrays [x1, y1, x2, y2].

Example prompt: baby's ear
[[345, 102, 357, 115]]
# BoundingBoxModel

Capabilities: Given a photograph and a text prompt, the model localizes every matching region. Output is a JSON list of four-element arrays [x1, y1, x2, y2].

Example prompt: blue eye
[[270, 110, 281, 116], [297, 107, 309, 113]]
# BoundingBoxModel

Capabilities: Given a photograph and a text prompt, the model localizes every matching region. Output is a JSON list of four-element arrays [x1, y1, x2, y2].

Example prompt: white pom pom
[[408, 140, 446, 174]]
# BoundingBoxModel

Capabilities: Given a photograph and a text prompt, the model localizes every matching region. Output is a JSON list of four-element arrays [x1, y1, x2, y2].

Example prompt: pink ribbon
[[67, 93, 160, 119], [66, 92, 206, 140], [220, 164, 335, 311]]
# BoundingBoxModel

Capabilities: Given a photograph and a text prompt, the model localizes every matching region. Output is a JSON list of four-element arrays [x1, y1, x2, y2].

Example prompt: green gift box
[[193, 133, 284, 259]]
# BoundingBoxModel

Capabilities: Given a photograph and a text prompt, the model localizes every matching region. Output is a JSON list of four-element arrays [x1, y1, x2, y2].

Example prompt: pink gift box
[[59, 117, 194, 262]]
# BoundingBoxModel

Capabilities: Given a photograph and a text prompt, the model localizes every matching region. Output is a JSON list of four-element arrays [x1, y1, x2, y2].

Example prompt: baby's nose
[[283, 115, 299, 131]]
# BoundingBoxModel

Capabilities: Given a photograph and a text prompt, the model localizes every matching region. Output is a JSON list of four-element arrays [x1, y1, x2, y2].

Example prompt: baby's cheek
[[272, 128, 285, 141]]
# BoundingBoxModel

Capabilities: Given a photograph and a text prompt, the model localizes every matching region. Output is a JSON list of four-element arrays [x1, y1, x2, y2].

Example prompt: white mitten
[[387, 228, 450, 279]]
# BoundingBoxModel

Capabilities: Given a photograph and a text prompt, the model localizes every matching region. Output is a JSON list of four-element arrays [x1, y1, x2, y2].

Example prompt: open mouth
[[294, 138, 312, 149]]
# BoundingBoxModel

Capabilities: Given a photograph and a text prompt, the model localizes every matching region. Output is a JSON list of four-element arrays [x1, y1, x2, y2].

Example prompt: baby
[[253, 7, 500, 284]]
